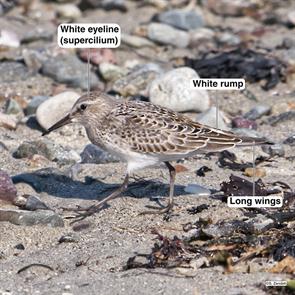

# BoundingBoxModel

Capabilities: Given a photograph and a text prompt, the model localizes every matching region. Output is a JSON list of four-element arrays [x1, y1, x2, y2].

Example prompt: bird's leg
[[67, 174, 129, 220], [140, 161, 176, 215]]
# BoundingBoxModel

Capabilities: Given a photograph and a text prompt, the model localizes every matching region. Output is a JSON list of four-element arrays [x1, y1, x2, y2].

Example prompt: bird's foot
[[139, 202, 174, 220]]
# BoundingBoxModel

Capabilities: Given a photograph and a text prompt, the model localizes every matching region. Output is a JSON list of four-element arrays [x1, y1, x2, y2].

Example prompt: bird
[[42, 91, 268, 217]]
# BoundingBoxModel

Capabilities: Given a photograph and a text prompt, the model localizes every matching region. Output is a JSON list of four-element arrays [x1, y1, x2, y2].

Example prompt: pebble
[[287, 11, 295, 26], [147, 23, 190, 48], [184, 184, 211, 196], [5, 99, 23, 115], [189, 28, 215, 47], [22, 195, 50, 211], [0, 61, 32, 83], [0, 209, 64, 227], [0, 29, 20, 47], [25, 96, 49, 116], [247, 214, 274, 232], [99, 62, 127, 82], [206, 0, 258, 17], [156, 9, 204, 31], [149, 67, 210, 112], [0, 170, 17, 203], [262, 144, 285, 157], [232, 117, 257, 130], [217, 32, 241, 46], [80, 144, 120, 164], [196, 106, 229, 130], [0, 113, 17, 130], [56, 4, 82, 19], [58, 233, 79, 243], [42, 54, 100, 90], [14, 139, 81, 165], [113, 63, 162, 96], [283, 134, 295, 146], [83, 0, 127, 11], [36, 91, 80, 130], [79, 48, 116, 65], [121, 34, 155, 48], [244, 167, 266, 178], [244, 105, 271, 120]]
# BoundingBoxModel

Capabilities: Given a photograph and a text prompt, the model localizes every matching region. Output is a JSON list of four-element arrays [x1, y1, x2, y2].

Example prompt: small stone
[[80, 144, 120, 164], [0, 170, 17, 203], [232, 117, 257, 130], [42, 54, 100, 90], [14, 139, 81, 165], [26, 96, 49, 116], [36, 91, 80, 130], [79, 48, 116, 65], [217, 32, 240, 46], [149, 67, 210, 112], [121, 34, 155, 48], [184, 184, 211, 196], [271, 102, 291, 115], [288, 11, 295, 26], [0, 113, 17, 130], [262, 144, 285, 157], [113, 63, 162, 97], [244, 105, 271, 120], [206, 0, 258, 17], [196, 106, 229, 130], [246, 214, 274, 232], [5, 99, 22, 115], [0, 61, 32, 83], [56, 4, 82, 19], [189, 28, 215, 47], [0, 209, 64, 227], [283, 134, 295, 146], [23, 195, 50, 211], [82, 0, 127, 11], [244, 167, 266, 178], [14, 243, 25, 250], [99, 63, 127, 82], [58, 233, 79, 243], [147, 23, 190, 48], [156, 9, 204, 31], [0, 29, 20, 47]]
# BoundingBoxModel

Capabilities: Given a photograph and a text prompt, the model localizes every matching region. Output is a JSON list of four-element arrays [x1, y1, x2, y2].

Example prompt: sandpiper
[[43, 91, 268, 216]]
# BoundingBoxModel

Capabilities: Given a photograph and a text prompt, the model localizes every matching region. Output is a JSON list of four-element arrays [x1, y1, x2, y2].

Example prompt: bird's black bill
[[42, 114, 71, 136]]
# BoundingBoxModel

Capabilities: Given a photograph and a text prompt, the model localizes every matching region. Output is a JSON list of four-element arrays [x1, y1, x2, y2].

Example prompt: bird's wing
[[110, 101, 245, 155]]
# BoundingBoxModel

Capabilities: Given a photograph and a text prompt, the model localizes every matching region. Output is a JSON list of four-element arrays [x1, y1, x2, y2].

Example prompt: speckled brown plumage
[[43, 91, 268, 217]]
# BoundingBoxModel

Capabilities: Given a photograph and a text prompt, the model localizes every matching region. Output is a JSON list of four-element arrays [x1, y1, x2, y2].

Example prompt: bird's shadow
[[12, 168, 187, 201]]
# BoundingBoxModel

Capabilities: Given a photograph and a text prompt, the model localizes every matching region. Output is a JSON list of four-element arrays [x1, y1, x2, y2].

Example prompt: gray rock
[[121, 34, 155, 48], [5, 99, 22, 115], [26, 96, 49, 116], [262, 144, 285, 157], [184, 184, 211, 196], [113, 63, 163, 97], [24, 195, 50, 211], [218, 32, 240, 46], [42, 54, 100, 90], [36, 91, 80, 130], [0, 29, 20, 47], [149, 67, 210, 112], [244, 105, 271, 120], [0, 113, 17, 130], [0, 62, 32, 83], [80, 144, 120, 164], [82, 0, 127, 11], [147, 23, 190, 48], [56, 4, 82, 19], [283, 134, 295, 146], [157, 9, 204, 31], [99, 63, 127, 82], [246, 214, 274, 232], [0, 209, 64, 227], [196, 106, 229, 130], [0, 170, 17, 203], [14, 139, 81, 165]]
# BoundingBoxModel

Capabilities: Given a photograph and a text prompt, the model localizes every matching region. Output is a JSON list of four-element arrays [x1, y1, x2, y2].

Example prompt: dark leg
[[67, 174, 129, 220], [140, 161, 176, 215]]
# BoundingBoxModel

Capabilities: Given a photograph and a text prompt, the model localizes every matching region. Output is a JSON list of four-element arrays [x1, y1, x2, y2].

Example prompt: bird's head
[[42, 91, 114, 136]]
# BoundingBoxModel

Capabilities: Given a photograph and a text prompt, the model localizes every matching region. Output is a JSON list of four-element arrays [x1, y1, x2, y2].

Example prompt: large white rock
[[36, 91, 80, 130], [149, 67, 210, 112]]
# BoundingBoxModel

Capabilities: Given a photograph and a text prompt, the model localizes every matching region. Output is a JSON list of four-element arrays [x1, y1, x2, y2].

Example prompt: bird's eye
[[80, 104, 87, 111]]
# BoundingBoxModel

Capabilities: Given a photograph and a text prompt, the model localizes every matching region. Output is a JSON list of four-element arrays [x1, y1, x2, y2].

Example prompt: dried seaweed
[[184, 48, 285, 90]]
